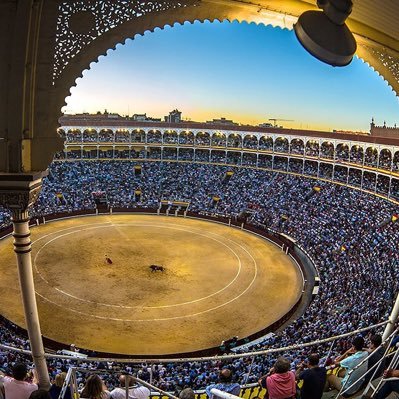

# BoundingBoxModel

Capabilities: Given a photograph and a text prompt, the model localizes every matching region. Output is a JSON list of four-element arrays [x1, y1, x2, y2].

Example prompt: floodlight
[[294, 0, 357, 66]]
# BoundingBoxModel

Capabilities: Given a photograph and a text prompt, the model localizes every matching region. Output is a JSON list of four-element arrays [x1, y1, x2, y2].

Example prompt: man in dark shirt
[[375, 368, 399, 399], [296, 353, 327, 399], [364, 334, 385, 384]]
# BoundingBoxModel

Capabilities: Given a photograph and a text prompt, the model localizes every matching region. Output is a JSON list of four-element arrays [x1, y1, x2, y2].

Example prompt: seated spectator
[[110, 374, 150, 399], [49, 372, 71, 399], [29, 389, 51, 399], [179, 388, 195, 399], [0, 363, 38, 399], [258, 357, 296, 399], [374, 368, 399, 399], [326, 336, 368, 397], [205, 369, 240, 399], [296, 353, 326, 399], [80, 374, 110, 399], [364, 334, 385, 384]]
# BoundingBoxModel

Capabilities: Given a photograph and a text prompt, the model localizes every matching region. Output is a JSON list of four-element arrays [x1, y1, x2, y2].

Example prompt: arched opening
[[365, 147, 378, 167], [147, 130, 162, 144], [163, 130, 178, 144], [320, 141, 334, 159], [227, 133, 242, 148], [274, 137, 289, 153], [195, 132, 210, 147], [211, 132, 227, 147], [393, 151, 399, 171], [350, 145, 364, 165], [115, 129, 130, 143], [290, 138, 304, 155], [259, 136, 273, 151], [379, 149, 392, 170], [336, 144, 349, 162], [179, 131, 194, 145], [83, 129, 98, 142], [99, 129, 113, 142], [275, 137, 289, 153], [67, 129, 82, 143], [305, 140, 319, 157], [131, 129, 146, 143], [243, 135, 258, 150]]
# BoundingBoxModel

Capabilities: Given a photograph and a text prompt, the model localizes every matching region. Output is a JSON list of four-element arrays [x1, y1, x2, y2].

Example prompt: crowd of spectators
[[0, 160, 398, 396]]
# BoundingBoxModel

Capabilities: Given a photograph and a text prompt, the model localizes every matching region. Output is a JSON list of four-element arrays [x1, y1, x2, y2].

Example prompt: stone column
[[0, 172, 50, 389]]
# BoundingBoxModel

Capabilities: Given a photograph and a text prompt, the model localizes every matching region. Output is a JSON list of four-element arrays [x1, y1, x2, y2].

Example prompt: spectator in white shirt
[[110, 375, 150, 399]]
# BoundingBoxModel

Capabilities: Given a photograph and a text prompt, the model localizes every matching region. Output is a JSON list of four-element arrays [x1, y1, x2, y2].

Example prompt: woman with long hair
[[49, 373, 71, 399], [80, 374, 110, 399]]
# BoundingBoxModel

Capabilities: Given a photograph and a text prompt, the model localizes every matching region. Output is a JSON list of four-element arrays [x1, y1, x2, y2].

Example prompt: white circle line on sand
[[35, 238, 258, 322], [31, 221, 113, 245], [33, 222, 246, 309]]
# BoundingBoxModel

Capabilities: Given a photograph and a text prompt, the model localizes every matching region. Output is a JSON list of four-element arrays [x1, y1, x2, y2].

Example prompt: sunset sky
[[64, 20, 399, 132]]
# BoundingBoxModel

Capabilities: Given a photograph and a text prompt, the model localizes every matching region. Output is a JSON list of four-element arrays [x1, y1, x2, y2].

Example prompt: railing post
[[71, 368, 78, 399], [125, 373, 130, 399], [383, 293, 399, 341]]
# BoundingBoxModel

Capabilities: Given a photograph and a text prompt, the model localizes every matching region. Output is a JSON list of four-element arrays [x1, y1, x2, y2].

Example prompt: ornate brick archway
[[1, 0, 399, 389], [2, 0, 399, 173]]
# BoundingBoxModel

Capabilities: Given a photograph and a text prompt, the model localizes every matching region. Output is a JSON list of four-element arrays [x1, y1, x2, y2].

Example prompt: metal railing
[[57, 368, 262, 399], [0, 319, 390, 365], [59, 368, 180, 399], [334, 328, 399, 398]]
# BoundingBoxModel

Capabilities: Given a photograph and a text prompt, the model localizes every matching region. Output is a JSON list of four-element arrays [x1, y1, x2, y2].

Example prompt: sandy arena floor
[[0, 215, 303, 355]]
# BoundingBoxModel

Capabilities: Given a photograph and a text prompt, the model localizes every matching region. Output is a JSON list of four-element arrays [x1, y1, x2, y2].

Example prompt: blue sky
[[64, 20, 399, 131]]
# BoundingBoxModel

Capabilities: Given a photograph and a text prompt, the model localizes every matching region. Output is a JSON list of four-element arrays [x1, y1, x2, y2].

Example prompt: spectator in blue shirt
[[205, 369, 240, 399]]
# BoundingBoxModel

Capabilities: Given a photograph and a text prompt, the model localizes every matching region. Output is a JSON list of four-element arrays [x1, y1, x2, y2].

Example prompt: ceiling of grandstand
[[213, 0, 399, 92], [251, 0, 399, 41]]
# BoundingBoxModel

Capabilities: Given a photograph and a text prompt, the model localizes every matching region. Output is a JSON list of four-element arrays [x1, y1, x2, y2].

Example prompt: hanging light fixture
[[294, 0, 357, 67]]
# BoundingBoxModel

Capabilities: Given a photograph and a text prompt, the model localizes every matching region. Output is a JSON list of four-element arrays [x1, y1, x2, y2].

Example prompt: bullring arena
[[0, 214, 303, 355]]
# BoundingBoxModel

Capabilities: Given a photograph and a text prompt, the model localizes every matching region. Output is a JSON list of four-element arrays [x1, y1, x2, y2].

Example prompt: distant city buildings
[[258, 122, 275, 128], [370, 118, 399, 138], [206, 117, 238, 126], [60, 112, 398, 138], [332, 129, 368, 135], [132, 113, 161, 122], [164, 109, 182, 123]]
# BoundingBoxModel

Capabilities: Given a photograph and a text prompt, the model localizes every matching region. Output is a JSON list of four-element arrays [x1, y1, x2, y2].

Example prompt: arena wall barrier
[[0, 207, 316, 357]]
